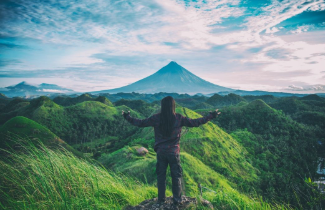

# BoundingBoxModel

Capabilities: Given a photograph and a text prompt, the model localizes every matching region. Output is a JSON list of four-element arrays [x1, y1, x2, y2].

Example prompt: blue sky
[[0, 0, 325, 93]]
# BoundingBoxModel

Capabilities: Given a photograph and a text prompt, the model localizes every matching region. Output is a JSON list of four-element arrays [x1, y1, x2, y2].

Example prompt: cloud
[[286, 84, 325, 91], [280, 30, 325, 44], [308, 3, 325, 11], [287, 84, 305, 90], [1, 0, 321, 53], [0, 0, 247, 51], [291, 25, 314, 34], [265, 27, 280, 34], [265, 48, 295, 60], [243, 0, 324, 39], [0, 0, 325, 93], [37, 89, 69, 93]]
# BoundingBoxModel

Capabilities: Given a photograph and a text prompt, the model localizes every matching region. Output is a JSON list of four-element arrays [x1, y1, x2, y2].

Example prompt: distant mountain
[[6, 81, 38, 92], [216, 90, 309, 97], [2, 81, 74, 98], [300, 94, 325, 102], [93, 61, 233, 95], [39, 83, 71, 91]]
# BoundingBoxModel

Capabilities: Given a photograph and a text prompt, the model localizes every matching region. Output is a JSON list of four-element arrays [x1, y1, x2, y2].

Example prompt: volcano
[[96, 61, 233, 95]]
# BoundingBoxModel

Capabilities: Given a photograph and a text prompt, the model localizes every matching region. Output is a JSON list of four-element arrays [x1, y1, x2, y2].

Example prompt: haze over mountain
[[1, 81, 74, 98], [94, 61, 234, 95], [2, 62, 323, 98]]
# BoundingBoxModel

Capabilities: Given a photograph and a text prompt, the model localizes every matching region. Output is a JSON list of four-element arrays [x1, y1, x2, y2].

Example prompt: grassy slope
[[269, 96, 325, 133], [98, 143, 292, 209], [0, 116, 57, 147], [1, 96, 143, 146], [204, 99, 321, 206], [0, 142, 157, 209], [0, 140, 291, 210], [0, 116, 83, 158], [177, 107, 256, 182]]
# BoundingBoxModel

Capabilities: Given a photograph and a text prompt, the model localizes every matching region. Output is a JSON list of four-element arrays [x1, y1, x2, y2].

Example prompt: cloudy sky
[[0, 0, 325, 93]]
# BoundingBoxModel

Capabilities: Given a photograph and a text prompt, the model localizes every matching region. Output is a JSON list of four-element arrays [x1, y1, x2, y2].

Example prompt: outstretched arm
[[122, 110, 157, 127], [181, 109, 221, 127]]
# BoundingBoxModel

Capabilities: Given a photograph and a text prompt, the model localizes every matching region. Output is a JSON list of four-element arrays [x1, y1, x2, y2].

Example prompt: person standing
[[122, 96, 220, 206]]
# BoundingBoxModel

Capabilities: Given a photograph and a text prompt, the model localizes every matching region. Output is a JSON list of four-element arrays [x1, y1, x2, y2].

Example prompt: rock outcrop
[[125, 196, 213, 210], [136, 147, 149, 156]]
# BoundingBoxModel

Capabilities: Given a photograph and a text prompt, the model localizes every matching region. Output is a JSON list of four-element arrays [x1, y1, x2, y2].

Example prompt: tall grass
[[202, 190, 293, 210], [0, 139, 157, 209], [0, 138, 294, 210]]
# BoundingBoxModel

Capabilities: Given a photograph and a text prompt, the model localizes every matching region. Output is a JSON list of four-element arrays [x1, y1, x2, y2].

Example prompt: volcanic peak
[[156, 61, 186, 74]]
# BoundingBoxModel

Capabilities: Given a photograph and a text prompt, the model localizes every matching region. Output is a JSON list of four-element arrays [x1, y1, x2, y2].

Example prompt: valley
[[0, 91, 324, 209]]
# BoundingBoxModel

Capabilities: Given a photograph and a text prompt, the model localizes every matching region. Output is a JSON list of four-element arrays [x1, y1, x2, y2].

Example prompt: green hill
[[0, 116, 82, 157], [53, 93, 94, 106], [0, 96, 143, 146], [114, 99, 159, 117], [206, 93, 246, 107], [209, 99, 321, 206], [53, 93, 114, 107], [242, 95, 277, 103], [95, 95, 113, 106], [0, 116, 57, 147], [300, 94, 325, 102], [269, 96, 325, 132]]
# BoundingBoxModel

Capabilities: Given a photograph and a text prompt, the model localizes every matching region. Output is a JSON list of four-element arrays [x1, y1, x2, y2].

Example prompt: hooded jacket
[[124, 112, 215, 154]]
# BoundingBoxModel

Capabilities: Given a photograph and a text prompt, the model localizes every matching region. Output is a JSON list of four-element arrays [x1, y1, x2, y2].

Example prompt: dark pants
[[156, 153, 183, 204]]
